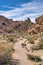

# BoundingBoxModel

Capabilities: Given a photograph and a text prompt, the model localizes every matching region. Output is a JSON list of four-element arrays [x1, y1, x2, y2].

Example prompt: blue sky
[[0, 0, 43, 22]]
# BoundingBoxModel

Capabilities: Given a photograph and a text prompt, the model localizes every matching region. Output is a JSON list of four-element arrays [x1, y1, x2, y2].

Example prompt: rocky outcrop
[[0, 15, 43, 34], [35, 15, 43, 25], [22, 18, 32, 32], [0, 15, 13, 26], [28, 15, 43, 34], [0, 15, 32, 34]]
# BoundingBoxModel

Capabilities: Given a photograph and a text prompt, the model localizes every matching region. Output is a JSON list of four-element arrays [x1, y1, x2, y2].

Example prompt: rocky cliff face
[[0, 16, 13, 26], [35, 15, 43, 25], [0, 15, 43, 34], [28, 15, 43, 34], [0, 15, 32, 34]]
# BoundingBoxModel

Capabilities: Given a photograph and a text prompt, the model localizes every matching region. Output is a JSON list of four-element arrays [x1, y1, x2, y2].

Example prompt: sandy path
[[12, 38, 34, 65]]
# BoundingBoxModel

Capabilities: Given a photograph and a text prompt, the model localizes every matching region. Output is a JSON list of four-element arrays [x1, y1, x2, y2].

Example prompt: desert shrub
[[36, 37, 43, 50], [6, 34, 14, 42], [39, 41, 43, 49], [27, 54, 42, 62], [6, 34, 17, 43], [28, 38, 34, 44], [27, 36, 34, 44], [31, 37, 43, 50], [27, 34, 41, 44], [5, 29, 11, 33], [0, 42, 13, 65], [38, 34, 43, 49], [0, 54, 10, 65]]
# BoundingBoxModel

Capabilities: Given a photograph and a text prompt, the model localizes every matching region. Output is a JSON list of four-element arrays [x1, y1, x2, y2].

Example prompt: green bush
[[27, 36, 34, 44]]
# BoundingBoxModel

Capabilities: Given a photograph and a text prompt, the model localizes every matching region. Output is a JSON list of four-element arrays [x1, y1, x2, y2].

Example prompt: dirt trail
[[12, 38, 34, 65]]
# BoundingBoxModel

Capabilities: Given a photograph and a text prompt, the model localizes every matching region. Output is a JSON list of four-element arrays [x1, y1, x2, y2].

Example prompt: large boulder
[[28, 28, 38, 35], [35, 15, 43, 25]]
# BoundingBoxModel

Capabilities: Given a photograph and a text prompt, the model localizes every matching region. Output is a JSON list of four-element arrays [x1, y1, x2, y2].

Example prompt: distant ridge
[[0, 15, 43, 34]]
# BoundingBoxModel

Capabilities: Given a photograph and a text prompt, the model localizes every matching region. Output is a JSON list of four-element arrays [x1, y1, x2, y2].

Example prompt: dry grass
[[6, 34, 17, 43], [26, 34, 39, 44], [0, 42, 13, 54], [0, 41, 13, 65], [31, 37, 43, 50]]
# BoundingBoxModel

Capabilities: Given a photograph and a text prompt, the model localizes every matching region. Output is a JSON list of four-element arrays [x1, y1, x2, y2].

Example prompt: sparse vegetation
[[27, 35, 34, 44], [31, 36, 43, 50], [0, 41, 13, 65], [38, 38, 43, 49], [27, 54, 42, 62], [6, 34, 16, 42], [27, 34, 40, 44], [0, 15, 43, 65]]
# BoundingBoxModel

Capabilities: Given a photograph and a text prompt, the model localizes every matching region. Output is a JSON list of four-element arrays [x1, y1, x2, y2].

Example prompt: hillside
[[0, 15, 32, 34], [0, 15, 43, 35], [0, 15, 43, 65]]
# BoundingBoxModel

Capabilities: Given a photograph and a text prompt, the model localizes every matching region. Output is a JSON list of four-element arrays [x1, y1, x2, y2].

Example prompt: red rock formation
[[0, 15, 43, 34], [35, 15, 43, 25], [28, 15, 43, 34]]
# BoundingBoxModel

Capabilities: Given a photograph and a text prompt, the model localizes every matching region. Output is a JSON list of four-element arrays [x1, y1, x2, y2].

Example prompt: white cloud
[[0, 0, 43, 22], [2, 5, 15, 9]]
